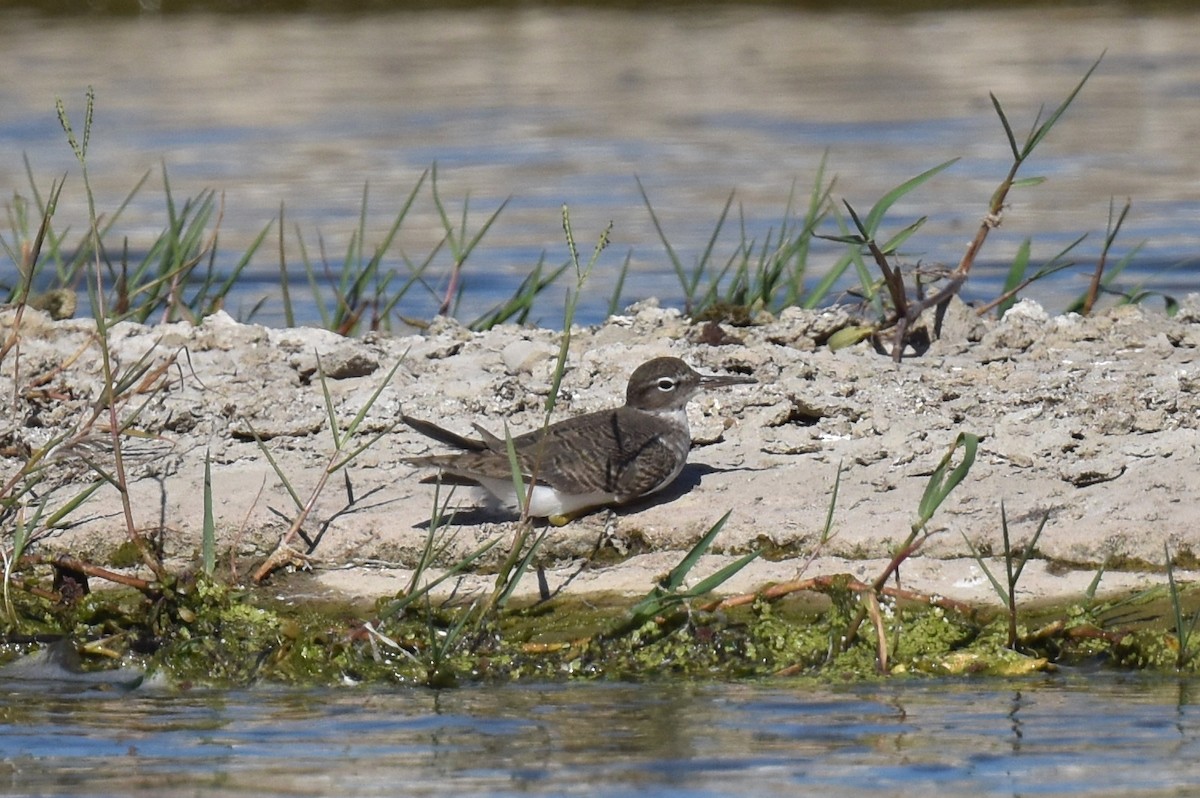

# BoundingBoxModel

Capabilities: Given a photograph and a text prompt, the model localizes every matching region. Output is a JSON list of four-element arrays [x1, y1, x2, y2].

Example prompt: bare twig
[[1081, 197, 1132, 316], [20, 553, 158, 594], [701, 573, 978, 618]]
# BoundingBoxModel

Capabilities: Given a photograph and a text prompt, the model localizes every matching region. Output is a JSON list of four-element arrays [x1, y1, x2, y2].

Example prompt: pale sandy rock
[[500, 338, 558, 376], [4, 301, 1200, 607]]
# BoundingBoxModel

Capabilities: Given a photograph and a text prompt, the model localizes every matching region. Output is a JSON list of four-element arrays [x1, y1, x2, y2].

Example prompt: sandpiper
[[401, 356, 754, 523]]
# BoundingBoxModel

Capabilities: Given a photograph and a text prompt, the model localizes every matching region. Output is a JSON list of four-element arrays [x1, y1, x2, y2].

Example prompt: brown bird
[[401, 356, 754, 523]]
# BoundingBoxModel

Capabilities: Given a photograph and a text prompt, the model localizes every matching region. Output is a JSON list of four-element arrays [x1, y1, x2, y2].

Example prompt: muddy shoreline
[[4, 297, 1200, 608]]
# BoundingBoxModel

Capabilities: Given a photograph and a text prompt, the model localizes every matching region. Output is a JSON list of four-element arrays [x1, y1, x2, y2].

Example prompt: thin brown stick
[[4, 575, 60, 602], [701, 573, 977, 618], [975, 274, 1039, 317], [250, 479, 329, 583], [25, 334, 98, 392], [19, 553, 158, 593], [864, 590, 889, 673], [438, 257, 464, 317], [231, 475, 269, 583], [100, 359, 167, 583]]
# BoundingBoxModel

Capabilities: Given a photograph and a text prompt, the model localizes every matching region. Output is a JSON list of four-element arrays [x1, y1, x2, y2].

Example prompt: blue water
[[2, 675, 1199, 796], [1, 7, 1198, 328]]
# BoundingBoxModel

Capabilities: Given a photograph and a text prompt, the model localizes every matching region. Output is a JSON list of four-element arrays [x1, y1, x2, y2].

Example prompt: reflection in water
[[1008, 689, 1024, 748], [2, 676, 1200, 796], [0, 7, 1198, 325]]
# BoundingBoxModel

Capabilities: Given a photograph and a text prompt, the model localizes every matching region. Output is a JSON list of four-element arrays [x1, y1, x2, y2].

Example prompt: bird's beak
[[699, 372, 756, 389]]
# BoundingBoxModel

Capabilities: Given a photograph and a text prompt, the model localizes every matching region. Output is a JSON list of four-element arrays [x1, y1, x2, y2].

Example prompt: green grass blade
[[202, 447, 216, 577], [1166, 542, 1187, 666], [998, 237, 1033, 318], [801, 250, 855, 310], [493, 528, 550, 609], [692, 190, 736, 299], [75, 454, 121, 492], [636, 176, 691, 308], [681, 548, 760, 598], [960, 530, 1009, 606], [458, 196, 510, 263], [1011, 176, 1047, 190], [314, 355, 341, 450], [342, 356, 407, 439], [662, 509, 733, 593], [1021, 53, 1104, 158], [1085, 556, 1108, 603], [278, 201, 294, 328], [41, 479, 104, 529], [917, 432, 978, 525], [502, 421, 528, 517], [821, 461, 844, 544], [607, 250, 633, 318], [878, 215, 929, 255], [208, 217, 273, 313], [1009, 509, 1049, 586], [990, 92, 1021, 161], [863, 159, 959, 238], [243, 419, 304, 511]]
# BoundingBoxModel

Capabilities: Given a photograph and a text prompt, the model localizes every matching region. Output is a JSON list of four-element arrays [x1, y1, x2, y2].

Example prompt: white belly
[[473, 477, 618, 518]]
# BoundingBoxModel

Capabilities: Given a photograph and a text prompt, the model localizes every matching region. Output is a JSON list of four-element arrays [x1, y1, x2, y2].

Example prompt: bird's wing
[[609, 436, 681, 499], [513, 409, 674, 498]]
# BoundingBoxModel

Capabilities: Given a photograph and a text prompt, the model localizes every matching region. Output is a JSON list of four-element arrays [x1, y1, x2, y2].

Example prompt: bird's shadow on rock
[[411, 504, 508, 530], [640, 462, 716, 507], [632, 461, 755, 510]]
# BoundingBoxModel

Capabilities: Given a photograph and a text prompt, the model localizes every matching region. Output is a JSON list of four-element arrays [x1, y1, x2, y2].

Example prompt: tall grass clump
[[2, 159, 273, 327], [963, 503, 1049, 650], [55, 89, 167, 582], [1, 105, 543, 337], [639, 154, 834, 322], [6, 55, 1149, 348], [821, 55, 1106, 359], [484, 205, 612, 613], [1165, 543, 1200, 670], [283, 165, 515, 336], [2, 89, 186, 626], [248, 355, 406, 583]]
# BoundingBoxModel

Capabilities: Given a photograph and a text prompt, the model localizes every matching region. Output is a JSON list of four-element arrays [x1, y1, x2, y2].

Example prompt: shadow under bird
[[401, 356, 755, 524]]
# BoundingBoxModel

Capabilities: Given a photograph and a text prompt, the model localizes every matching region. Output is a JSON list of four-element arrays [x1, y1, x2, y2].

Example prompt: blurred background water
[[4, 674, 1200, 797], [0, 1, 1197, 328]]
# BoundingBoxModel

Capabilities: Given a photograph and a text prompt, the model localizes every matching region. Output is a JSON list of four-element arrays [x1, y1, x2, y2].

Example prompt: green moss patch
[[5, 575, 1200, 688]]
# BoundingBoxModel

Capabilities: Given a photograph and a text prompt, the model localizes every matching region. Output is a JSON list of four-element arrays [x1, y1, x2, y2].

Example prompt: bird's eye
[[657, 377, 676, 391]]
